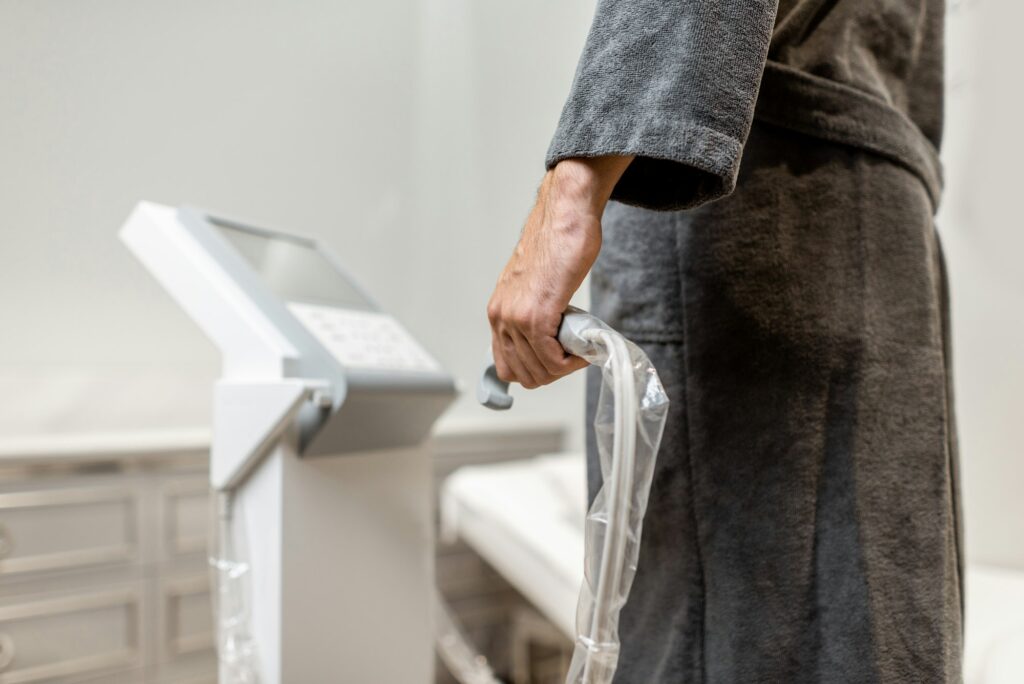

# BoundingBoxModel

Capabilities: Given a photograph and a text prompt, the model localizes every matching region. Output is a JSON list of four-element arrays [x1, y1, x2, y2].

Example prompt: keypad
[[287, 302, 442, 372]]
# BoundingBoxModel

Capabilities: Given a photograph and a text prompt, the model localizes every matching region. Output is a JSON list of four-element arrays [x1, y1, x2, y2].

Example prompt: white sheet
[[441, 452, 586, 636]]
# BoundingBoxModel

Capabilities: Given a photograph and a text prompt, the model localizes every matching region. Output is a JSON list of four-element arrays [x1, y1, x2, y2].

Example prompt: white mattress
[[441, 452, 1024, 681], [441, 452, 586, 636]]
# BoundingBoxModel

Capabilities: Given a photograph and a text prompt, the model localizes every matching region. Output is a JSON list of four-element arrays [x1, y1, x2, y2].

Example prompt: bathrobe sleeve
[[546, 0, 778, 210]]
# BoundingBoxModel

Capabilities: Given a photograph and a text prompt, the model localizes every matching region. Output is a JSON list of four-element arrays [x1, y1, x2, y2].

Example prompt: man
[[487, 1, 961, 682]]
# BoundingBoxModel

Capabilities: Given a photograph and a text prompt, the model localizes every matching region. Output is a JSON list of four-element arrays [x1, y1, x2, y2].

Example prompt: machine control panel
[[205, 214, 445, 375], [120, 202, 456, 458], [287, 302, 441, 373]]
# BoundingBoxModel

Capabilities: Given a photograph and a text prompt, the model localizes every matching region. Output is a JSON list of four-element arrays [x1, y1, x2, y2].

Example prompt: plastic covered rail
[[478, 306, 669, 684]]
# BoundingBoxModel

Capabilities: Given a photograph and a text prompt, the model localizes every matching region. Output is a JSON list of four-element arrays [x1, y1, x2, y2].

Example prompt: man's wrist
[[549, 155, 634, 217]]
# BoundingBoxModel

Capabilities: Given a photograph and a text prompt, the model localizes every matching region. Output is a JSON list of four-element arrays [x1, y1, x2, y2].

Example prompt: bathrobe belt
[[755, 60, 944, 213]]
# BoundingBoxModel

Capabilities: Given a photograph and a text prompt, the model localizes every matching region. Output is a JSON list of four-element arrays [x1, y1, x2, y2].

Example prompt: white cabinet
[[0, 487, 141, 577], [0, 444, 214, 684], [0, 586, 143, 683]]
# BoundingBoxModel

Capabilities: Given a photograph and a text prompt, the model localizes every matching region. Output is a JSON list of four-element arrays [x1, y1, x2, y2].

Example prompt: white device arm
[[211, 378, 332, 491], [120, 202, 302, 378]]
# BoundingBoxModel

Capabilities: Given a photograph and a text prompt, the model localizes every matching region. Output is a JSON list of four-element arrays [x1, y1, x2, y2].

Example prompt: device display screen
[[214, 220, 373, 311]]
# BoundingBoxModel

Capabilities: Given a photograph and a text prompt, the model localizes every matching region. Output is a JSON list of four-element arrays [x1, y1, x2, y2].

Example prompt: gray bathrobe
[[548, 2, 961, 682]]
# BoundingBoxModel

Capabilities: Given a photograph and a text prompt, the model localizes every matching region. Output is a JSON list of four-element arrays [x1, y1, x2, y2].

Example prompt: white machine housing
[[121, 202, 455, 487], [121, 201, 455, 683]]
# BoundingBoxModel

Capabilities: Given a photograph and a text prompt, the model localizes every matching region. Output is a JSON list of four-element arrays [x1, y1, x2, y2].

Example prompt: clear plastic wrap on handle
[[209, 493, 261, 684], [477, 307, 668, 684], [558, 310, 669, 684]]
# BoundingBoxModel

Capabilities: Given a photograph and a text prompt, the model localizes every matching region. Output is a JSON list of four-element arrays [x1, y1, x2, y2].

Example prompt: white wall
[[409, 0, 596, 443], [1, 1, 1019, 567], [939, 0, 1024, 569], [0, 0, 595, 446]]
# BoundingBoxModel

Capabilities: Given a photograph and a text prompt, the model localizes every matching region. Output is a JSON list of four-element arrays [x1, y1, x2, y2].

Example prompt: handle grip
[[478, 306, 603, 411], [477, 361, 513, 410]]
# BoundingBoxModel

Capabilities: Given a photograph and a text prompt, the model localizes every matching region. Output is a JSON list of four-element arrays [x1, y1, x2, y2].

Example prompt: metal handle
[[0, 632, 15, 671], [477, 359, 513, 410]]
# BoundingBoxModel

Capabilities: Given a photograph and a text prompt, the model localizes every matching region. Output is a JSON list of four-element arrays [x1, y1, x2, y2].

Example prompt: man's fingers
[[509, 331, 552, 388], [530, 334, 589, 378], [491, 337, 515, 385], [492, 334, 525, 386], [497, 332, 540, 389], [490, 303, 591, 389], [512, 327, 590, 388], [562, 354, 590, 374], [492, 320, 591, 390]]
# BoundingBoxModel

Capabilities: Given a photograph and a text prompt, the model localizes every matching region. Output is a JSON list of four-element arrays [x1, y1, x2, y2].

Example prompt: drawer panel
[[0, 588, 141, 683], [160, 576, 214, 661], [161, 484, 209, 561], [0, 488, 138, 577]]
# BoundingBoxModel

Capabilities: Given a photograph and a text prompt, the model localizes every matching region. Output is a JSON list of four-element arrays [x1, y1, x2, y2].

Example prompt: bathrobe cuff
[[546, 0, 778, 210]]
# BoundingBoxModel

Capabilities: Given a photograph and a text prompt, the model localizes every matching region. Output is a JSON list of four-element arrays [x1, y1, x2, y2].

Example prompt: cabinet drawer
[[160, 484, 209, 561], [160, 576, 214, 661], [0, 588, 142, 683], [155, 575, 215, 684], [0, 488, 139, 577]]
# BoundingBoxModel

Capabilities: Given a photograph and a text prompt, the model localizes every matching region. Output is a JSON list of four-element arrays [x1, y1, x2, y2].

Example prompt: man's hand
[[487, 155, 634, 389]]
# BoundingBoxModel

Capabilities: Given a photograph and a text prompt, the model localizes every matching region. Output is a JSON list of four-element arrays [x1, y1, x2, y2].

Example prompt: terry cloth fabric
[[546, 0, 945, 212], [585, 122, 962, 683]]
